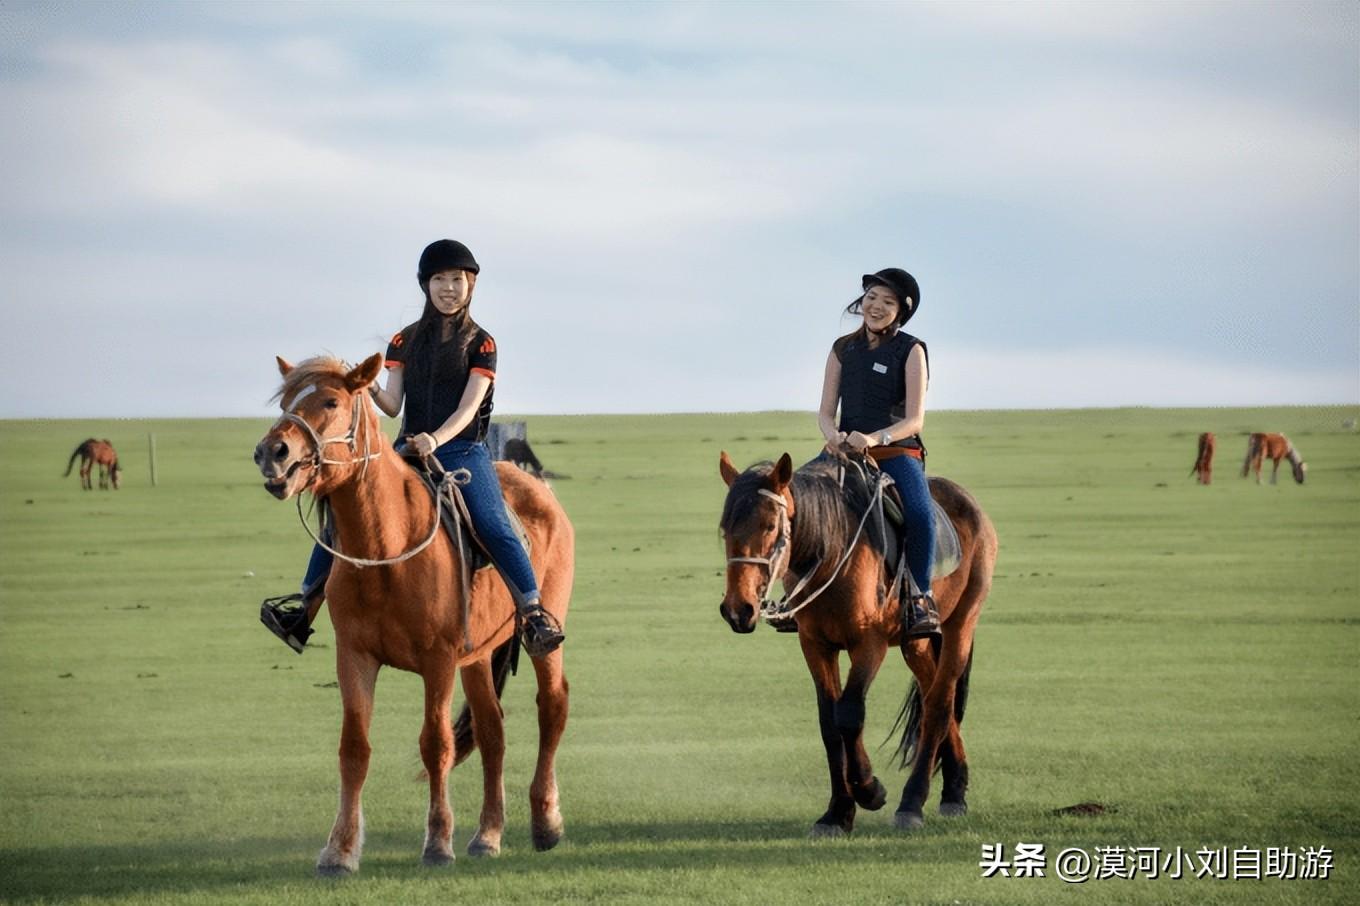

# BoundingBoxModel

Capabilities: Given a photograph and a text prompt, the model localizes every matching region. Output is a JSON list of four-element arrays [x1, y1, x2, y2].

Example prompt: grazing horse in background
[[252, 354, 573, 874], [504, 437, 545, 479], [1190, 432, 1215, 484], [1242, 433, 1306, 485], [718, 451, 997, 835], [64, 438, 121, 490]]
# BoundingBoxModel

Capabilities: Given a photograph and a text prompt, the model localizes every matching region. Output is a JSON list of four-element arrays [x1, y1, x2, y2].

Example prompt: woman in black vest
[[818, 268, 939, 637]]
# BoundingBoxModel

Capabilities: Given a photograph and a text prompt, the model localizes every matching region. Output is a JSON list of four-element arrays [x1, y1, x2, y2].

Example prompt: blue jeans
[[302, 439, 541, 604], [878, 454, 934, 597]]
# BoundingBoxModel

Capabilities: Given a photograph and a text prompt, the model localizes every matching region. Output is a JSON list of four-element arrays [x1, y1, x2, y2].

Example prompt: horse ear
[[276, 356, 294, 376], [773, 453, 793, 489], [345, 353, 384, 392], [719, 450, 740, 487]]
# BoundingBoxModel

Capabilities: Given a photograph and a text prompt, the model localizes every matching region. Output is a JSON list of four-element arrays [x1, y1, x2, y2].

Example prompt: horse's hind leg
[[80, 460, 93, 491], [529, 646, 569, 851], [896, 630, 973, 830], [418, 663, 459, 865], [460, 657, 506, 858], [318, 649, 379, 875]]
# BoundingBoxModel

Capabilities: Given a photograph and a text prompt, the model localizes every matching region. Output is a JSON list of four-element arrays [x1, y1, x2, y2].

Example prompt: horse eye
[[324, 398, 340, 409]]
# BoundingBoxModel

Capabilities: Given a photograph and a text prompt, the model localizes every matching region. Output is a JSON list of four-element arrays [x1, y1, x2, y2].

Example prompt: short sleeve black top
[[385, 320, 497, 443]]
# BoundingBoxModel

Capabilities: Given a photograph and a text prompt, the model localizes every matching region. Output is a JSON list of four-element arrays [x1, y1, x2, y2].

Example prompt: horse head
[[254, 353, 385, 500], [717, 450, 795, 633]]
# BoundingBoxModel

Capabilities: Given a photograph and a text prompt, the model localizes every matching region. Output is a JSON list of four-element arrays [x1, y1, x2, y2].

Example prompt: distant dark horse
[[64, 439, 120, 490], [718, 451, 997, 835], [503, 438, 568, 481], [1190, 432, 1215, 484], [1242, 433, 1306, 485]]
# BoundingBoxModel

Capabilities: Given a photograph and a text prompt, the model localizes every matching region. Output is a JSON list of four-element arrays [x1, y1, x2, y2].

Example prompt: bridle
[[725, 459, 891, 624], [270, 382, 441, 569]]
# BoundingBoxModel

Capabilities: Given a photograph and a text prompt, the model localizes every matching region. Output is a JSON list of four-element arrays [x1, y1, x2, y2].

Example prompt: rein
[[275, 386, 443, 570], [728, 458, 891, 625]]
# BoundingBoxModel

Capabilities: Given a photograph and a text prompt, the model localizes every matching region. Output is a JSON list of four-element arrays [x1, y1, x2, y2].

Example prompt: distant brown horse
[[1190, 432, 1215, 484], [252, 354, 573, 874], [64, 438, 120, 490], [1242, 433, 1306, 485], [718, 451, 997, 835]]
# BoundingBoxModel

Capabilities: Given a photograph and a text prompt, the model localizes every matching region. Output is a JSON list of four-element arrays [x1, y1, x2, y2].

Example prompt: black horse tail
[[889, 637, 974, 771], [451, 635, 518, 767]]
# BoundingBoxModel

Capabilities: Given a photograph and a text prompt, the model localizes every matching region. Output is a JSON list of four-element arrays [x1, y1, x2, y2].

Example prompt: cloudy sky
[[2, 1, 1356, 418]]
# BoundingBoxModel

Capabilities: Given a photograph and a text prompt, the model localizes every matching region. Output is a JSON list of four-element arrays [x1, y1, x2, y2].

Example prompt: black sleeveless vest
[[834, 330, 928, 449]]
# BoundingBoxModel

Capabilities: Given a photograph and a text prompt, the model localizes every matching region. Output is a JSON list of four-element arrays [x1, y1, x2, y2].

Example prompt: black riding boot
[[518, 600, 565, 658], [904, 592, 941, 639], [260, 593, 315, 654]]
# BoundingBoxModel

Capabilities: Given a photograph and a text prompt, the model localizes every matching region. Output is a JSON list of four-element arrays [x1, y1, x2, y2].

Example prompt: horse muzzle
[[254, 435, 308, 500], [719, 599, 759, 634]]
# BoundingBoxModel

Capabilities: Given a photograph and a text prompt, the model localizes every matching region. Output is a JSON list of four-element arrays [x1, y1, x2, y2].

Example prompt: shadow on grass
[[0, 815, 974, 901]]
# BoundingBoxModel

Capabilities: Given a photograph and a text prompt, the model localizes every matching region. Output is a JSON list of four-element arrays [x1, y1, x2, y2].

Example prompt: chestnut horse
[[1190, 432, 1215, 484], [252, 354, 573, 874], [718, 451, 997, 835], [1242, 432, 1306, 485], [64, 438, 120, 490]]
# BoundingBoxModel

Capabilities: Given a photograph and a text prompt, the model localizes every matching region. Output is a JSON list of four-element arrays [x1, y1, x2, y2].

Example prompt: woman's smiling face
[[860, 284, 902, 333], [427, 269, 474, 315]]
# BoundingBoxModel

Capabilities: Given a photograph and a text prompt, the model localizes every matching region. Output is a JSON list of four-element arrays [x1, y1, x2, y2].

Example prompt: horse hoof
[[422, 847, 456, 866], [855, 778, 888, 811], [315, 862, 356, 878], [466, 837, 500, 859], [893, 810, 925, 831], [533, 812, 564, 851], [939, 801, 968, 817], [809, 822, 847, 839]]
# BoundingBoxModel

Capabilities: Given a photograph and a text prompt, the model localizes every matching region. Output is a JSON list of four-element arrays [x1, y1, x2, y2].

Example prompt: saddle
[[401, 450, 532, 575], [837, 454, 962, 586]]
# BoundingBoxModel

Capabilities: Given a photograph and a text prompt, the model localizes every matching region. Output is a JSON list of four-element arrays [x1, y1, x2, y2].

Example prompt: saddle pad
[[930, 498, 961, 579], [428, 477, 532, 573]]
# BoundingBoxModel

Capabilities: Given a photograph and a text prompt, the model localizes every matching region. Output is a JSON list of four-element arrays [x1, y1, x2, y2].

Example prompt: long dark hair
[[402, 288, 480, 390]]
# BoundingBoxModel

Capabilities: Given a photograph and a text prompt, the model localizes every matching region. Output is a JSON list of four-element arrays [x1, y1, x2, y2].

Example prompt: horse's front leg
[[800, 635, 855, 837], [840, 640, 889, 813], [317, 649, 379, 875], [460, 657, 506, 857], [420, 663, 458, 866]]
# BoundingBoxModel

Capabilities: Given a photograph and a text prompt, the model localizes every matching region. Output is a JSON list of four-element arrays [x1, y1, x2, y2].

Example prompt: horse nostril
[[272, 441, 289, 462]]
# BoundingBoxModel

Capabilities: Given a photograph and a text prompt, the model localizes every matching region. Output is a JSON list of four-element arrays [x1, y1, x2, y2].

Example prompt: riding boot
[[518, 599, 565, 658], [260, 593, 317, 654], [904, 592, 941, 639]]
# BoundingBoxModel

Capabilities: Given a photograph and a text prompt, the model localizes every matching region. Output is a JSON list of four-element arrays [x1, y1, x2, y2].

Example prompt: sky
[[1, 1, 1356, 418]]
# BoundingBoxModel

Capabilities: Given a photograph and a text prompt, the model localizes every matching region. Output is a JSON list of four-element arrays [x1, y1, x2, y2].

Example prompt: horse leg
[[896, 632, 973, 830], [460, 657, 506, 858], [800, 636, 855, 836], [317, 649, 379, 875], [839, 640, 888, 813], [529, 645, 569, 851], [80, 460, 92, 490], [419, 664, 458, 866], [1270, 457, 1280, 484], [937, 719, 970, 817]]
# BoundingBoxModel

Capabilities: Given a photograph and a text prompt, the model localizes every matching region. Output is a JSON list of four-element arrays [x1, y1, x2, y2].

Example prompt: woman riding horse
[[260, 239, 564, 657], [819, 268, 937, 636]]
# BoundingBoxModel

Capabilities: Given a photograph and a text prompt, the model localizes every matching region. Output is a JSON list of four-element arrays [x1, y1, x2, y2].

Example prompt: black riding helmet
[[417, 239, 480, 286], [847, 268, 920, 326]]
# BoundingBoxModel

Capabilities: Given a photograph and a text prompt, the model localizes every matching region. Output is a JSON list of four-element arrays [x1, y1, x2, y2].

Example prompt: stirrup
[[260, 593, 314, 654], [518, 605, 565, 658], [904, 592, 941, 639]]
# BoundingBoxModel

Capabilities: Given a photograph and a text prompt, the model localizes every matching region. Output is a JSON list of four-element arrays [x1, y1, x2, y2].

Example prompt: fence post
[[148, 433, 159, 487]]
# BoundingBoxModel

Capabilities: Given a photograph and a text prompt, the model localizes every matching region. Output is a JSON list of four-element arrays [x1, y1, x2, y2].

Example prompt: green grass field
[[1, 406, 1357, 905]]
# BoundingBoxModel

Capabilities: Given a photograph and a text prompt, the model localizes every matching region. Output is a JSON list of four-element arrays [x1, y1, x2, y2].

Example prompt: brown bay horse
[[1242, 432, 1306, 484], [718, 451, 997, 835], [1190, 432, 1215, 484], [64, 438, 120, 490], [252, 354, 573, 874]]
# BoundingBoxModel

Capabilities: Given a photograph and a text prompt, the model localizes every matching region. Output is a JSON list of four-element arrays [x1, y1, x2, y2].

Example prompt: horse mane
[[272, 356, 350, 405], [720, 457, 889, 574]]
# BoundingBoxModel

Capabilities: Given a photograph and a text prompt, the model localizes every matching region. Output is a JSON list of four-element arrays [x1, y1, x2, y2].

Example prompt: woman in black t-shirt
[[260, 240, 565, 658]]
